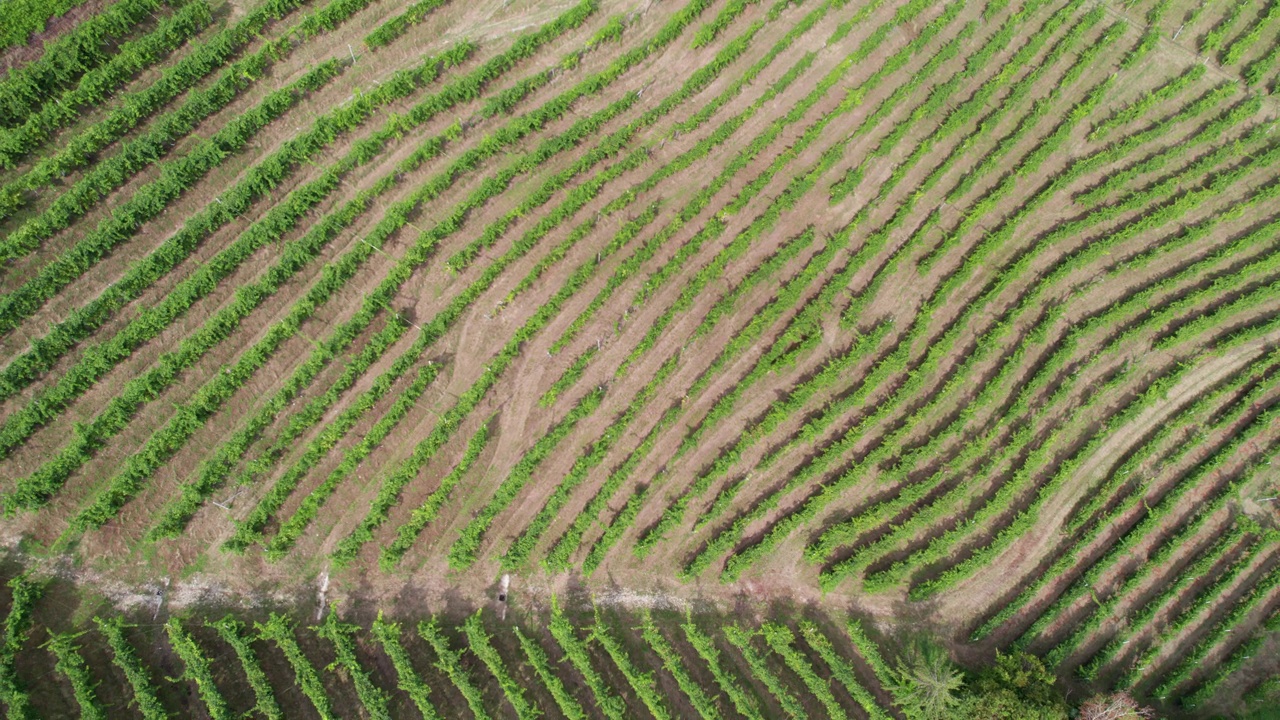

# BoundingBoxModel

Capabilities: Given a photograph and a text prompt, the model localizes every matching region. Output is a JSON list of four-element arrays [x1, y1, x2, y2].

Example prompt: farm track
[[1, 0, 1280, 716]]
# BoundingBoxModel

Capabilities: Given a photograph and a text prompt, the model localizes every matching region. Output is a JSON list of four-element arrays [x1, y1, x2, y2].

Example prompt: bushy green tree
[[957, 651, 1068, 720]]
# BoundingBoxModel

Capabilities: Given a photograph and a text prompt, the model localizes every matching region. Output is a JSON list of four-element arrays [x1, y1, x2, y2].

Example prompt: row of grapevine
[[208, 616, 284, 720], [0, 45, 468, 504], [1, 0, 1276, 714], [639, 611, 722, 720], [933, 7, 1113, 215], [0, 0, 214, 167], [1046, 519, 1261, 669], [364, 0, 449, 48], [316, 609, 393, 720], [449, 387, 606, 569], [919, 19, 1126, 270], [147, 0, 607, 536], [799, 620, 894, 720], [591, 607, 673, 720], [696, 77, 1244, 509], [762, 56, 1256, 588], [95, 617, 167, 719], [258, 614, 335, 720], [724, 625, 806, 719], [1076, 106, 1260, 208], [419, 616, 490, 719], [0, 0, 368, 264], [551, 0, 931, 368], [1076, 521, 1255, 681], [505, 337, 675, 570], [0, 55, 346, 268], [1120, 529, 1268, 686], [113, 1, 625, 555], [760, 622, 848, 720], [681, 616, 765, 720], [0, 0, 88, 50], [326, 0, 794, 566], [663, 0, 1114, 578], [1146, 561, 1280, 699], [531, 0, 845, 568], [515, 626, 587, 720], [609, 0, 961, 562], [0, 0, 337, 221], [1182, 606, 1280, 708], [887, 128, 1280, 595], [924, 163, 1280, 612], [650, 0, 1059, 557], [0, 33, 471, 426], [972, 347, 1278, 643], [1088, 64, 1205, 141], [164, 618, 232, 720], [253, 359, 443, 557], [0, 0, 162, 127], [1200, 0, 1253, 55], [0, 578, 922, 720], [550, 599, 627, 719], [371, 614, 442, 720], [462, 611, 537, 720], [829, 0, 1065, 203], [46, 633, 105, 720], [1015, 384, 1280, 662], [54, 0, 618, 531], [890, 358, 1198, 598], [314, 91, 654, 565], [382, 421, 491, 569], [0, 574, 43, 718]]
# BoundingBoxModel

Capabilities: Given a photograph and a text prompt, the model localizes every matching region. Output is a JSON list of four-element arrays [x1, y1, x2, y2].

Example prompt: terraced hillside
[[0, 0, 1279, 716]]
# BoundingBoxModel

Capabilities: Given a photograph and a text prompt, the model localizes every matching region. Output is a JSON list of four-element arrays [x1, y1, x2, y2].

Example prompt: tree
[[957, 651, 1068, 720], [887, 641, 964, 720]]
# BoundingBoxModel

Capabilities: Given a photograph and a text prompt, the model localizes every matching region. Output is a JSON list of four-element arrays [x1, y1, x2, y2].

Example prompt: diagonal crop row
[[0, 0, 214, 168], [258, 613, 335, 720], [39, 0, 612, 532], [371, 614, 442, 720], [0, 0, 343, 222], [739, 77, 1262, 587], [0, 0, 164, 129], [208, 616, 284, 720], [315, 609, 393, 720]]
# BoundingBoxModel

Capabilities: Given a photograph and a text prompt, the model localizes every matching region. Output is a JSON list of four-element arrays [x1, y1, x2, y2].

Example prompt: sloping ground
[[0, 0, 1279, 716]]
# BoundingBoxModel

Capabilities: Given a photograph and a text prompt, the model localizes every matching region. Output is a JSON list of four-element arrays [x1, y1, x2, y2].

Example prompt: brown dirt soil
[[3, 2, 1280, 715]]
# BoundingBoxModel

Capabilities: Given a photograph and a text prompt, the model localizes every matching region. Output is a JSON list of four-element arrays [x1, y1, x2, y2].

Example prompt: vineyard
[[1, 0, 1279, 715]]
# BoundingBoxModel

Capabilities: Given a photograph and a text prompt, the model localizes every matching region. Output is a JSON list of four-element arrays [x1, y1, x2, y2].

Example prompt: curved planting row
[[321, 0, 842, 567], [644, 0, 1067, 565], [5, 0, 1280, 714], [596, 0, 957, 564], [656, 0, 1113, 577], [974, 346, 1280, 644], [714, 48, 1260, 587]]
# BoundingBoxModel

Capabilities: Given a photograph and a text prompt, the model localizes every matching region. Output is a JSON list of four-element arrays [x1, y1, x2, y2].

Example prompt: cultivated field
[[0, 0, 1279, 716]]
